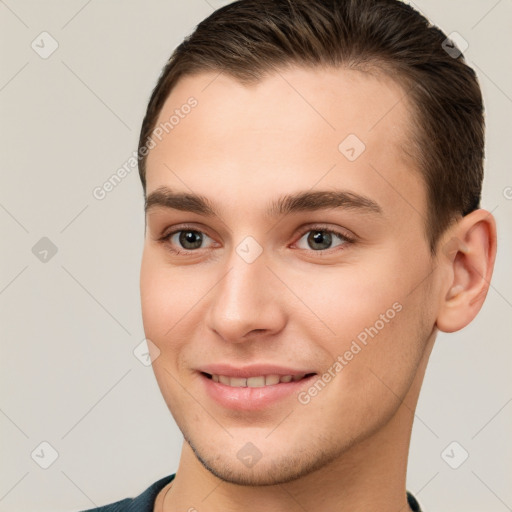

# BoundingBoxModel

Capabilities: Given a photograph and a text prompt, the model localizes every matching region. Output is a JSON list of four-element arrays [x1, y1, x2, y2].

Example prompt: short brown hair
[[138, 0, 484, 252]]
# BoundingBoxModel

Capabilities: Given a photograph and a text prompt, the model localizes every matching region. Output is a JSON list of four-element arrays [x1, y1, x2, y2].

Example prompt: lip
[[198, 363, 315, 378], [197, 364, 317, 411]]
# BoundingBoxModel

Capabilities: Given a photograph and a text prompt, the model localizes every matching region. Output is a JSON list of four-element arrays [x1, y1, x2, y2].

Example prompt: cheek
[[332, 272, 431, 399], [303, 251, 432, 373], [140, 252, 166, 337], [140, 253, 184, 364], [140, 249, 219, 376], [293, 263, 401, 340], [140, 249, 197, 339]]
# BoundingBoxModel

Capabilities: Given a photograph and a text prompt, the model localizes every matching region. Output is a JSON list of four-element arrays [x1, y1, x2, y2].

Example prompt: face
[[140, 66, 440, 485]]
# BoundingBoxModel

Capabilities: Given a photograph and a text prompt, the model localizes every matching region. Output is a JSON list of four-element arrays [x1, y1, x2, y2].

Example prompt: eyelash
[[158, 224, 355, 256]]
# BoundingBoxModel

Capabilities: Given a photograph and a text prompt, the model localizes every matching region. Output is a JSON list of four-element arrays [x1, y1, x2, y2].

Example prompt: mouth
[[201, 371, 317, 388], [198, 370, 318, 410]]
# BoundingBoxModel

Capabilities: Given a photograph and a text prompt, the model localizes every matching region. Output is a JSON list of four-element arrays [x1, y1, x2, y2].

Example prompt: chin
[[184, 430, 345, 487]]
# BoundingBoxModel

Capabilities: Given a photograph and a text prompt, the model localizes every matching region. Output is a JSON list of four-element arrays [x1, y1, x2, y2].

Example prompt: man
[[82, 0, 497, 510]]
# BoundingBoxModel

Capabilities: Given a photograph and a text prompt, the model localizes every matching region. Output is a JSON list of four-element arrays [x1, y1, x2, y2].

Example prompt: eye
[[294, 227, 353, 252], [158, 224, 354, 256], [160, 227, 215, 254]]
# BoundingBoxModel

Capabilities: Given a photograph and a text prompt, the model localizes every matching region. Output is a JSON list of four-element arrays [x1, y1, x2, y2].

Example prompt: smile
[[204, 373, 313, 387], [199, 371, 318, 410]]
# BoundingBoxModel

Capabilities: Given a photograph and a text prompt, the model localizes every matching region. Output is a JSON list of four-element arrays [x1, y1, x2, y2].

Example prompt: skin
[[140, 66, 497, 512]]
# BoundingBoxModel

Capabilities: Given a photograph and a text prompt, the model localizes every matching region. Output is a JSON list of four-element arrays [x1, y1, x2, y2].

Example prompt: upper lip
[[198, 363, 316, 378]]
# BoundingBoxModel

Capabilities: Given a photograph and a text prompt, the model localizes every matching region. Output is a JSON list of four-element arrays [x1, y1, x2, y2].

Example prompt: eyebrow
[[145, 186, 382, 218]]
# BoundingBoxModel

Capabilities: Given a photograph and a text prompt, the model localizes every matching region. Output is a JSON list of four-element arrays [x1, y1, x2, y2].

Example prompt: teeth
[[219, 375, 230, 385], [210, 373, 307, 387], [230, 377, 247, 387], [247, 376, 265, 387], [265, 375, 280, 385]]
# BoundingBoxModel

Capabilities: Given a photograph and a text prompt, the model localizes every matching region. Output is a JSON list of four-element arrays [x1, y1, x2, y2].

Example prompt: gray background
[[1, 1, 511, 511]]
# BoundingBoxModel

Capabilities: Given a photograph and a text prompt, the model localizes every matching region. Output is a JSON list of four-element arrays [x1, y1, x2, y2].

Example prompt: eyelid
[[159, 223, 213, 240], [293, 223, 356, 244]]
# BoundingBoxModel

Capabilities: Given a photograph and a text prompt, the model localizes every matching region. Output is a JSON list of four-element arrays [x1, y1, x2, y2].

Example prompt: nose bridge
[[206, 239, 283, 342]]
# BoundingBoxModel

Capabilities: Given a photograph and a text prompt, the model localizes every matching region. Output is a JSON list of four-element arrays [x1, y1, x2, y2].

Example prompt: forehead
[[144, 66, 424, 226]]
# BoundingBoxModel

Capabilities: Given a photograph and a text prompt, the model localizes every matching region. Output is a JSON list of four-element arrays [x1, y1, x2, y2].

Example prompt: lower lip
[[198, 372, 317, 411]]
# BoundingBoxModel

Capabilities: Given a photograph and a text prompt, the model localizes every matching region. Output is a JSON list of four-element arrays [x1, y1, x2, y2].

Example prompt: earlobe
[[435, 209, 497, 333]]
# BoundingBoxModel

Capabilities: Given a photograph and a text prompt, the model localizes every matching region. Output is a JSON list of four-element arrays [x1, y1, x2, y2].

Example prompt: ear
[[435, 209, 497, 333]]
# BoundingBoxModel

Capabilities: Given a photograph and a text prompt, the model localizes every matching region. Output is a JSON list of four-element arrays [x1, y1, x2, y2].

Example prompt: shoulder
[[406, 490, 423, 512], [76, 474, 175, 512]]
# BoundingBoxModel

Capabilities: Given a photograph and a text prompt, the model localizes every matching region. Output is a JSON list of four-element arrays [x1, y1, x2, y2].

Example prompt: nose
[[205, 246, 286, 344]]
